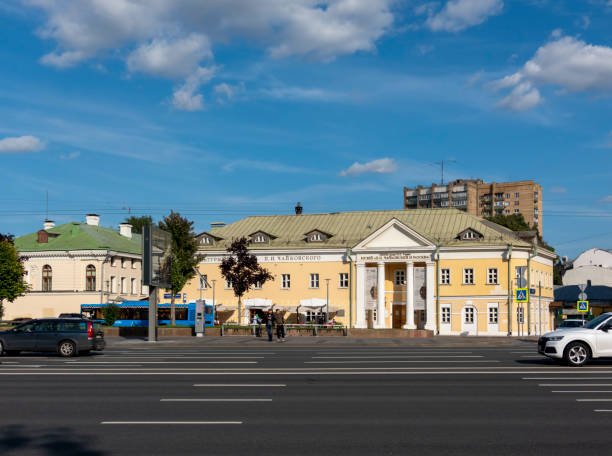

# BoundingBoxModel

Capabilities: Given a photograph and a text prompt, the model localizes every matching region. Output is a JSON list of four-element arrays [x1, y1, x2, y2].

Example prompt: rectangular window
[[463, 268, 474, 285], [514, 201, 519, 205], [339, 273, 349, 288], [505, 193, 510, 198], [122, 259, 128, 269], [253, 281, 262, 290], [441, 307, 451, 324], [394, 269, 405, 286], [110, 276, 117, 293], [225, 279, 233, 289], [121, 277, 127, 294], [464, 307, 475, 324], [440, 269, 450, 285], [310, 273, 319, 288], [488, 307, 498, 324], [515, 192, 520, 198], [131, 278, 136, 294], [281, 274, 290, 289], [514, 209, 519, 213], [199, 274, 209, 289], [131, 259, 136, 269], [487, 268, 498, 285]]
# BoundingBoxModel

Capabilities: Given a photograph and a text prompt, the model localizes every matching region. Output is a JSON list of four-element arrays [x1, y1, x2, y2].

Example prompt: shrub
[[102, 303, 121, 326]]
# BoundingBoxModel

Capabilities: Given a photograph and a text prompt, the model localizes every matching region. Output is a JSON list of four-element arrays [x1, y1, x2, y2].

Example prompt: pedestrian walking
[[252, 314, 262, 337], [264, 309, 274, 342], [274, 308, 286, 342]]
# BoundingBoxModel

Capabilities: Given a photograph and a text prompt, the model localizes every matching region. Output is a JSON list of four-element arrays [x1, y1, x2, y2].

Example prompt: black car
[[0, 318, 105, 357]]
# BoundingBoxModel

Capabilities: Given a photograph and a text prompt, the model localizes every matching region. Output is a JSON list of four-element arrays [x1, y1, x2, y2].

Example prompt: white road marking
[[540, 384, 612, 387], [98, 356, 264, 359], [594, 410, 612, 412], [161, 398, 272, 402], [524, 377, 612, 380], [65, 361, 258, 364], [193, 384, 286, 387], [552, 391, 612, 393], [305, 360, 499, 364], [576, 399, 612, 402], [101, 421, 242, 425], [311, 356, 483, 359]]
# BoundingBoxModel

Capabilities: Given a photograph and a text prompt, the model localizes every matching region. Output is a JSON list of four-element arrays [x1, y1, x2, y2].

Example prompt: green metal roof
[[202, 208, 535, 250], [15, 223, 142, 254]]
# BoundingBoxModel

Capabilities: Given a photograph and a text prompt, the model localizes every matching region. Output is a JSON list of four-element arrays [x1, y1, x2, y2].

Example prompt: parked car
[[58, 313, 84, 318], [539, 312, 612, 367], [0, 318, 105, 357], [9, 317, 32, 325], [557, 319, 586, 329]]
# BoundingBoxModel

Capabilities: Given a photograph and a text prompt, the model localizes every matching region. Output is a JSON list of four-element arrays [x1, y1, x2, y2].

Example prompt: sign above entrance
[[358, 253, 431, 262]]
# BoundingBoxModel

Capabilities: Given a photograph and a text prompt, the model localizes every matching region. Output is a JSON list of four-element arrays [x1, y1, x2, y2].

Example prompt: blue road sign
[[577, 301, 589, 312], [515, 288, 528, 303], [530, 288, 536, 294], [183, 293, 187, 304]]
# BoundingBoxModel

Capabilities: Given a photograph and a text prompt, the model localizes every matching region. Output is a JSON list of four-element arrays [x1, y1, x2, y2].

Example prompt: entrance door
[[462, 306, 478, 335], [392, 305, 406, 329]]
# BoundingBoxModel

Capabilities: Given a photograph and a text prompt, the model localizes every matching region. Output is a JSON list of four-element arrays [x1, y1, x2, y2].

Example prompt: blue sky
[[0, 0, 611, 259]]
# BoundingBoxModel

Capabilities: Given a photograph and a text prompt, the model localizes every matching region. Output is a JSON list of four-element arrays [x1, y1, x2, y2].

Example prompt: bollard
[[313, 326, 318, 336], [343, 326, 348, 337], [220, 324, 224, 337]]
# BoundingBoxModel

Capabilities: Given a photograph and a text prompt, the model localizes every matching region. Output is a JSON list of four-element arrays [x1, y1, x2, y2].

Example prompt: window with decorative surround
[[441, 307, 451, 324], [394, 269, 405, 286], [281, 274, 291, 289], [440, 269, 450, 285], [85, 265, 96, 291], [339, 273, 349, 288], [487, 268, 498, 285], [463, 268, 474, 285], [310, 273, 319, 288], [42, 265, 52, 291]]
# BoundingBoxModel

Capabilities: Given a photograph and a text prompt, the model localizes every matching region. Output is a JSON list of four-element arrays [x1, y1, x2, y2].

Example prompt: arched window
[[86, 265, 96, 291], [42, 265, 52, 291]]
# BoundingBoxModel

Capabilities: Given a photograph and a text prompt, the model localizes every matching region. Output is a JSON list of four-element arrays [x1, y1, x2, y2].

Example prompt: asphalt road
[[2, 340, 612, 455]]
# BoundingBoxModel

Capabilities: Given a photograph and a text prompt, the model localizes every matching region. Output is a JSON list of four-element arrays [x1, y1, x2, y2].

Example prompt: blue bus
[[80, 301, 215, 327]]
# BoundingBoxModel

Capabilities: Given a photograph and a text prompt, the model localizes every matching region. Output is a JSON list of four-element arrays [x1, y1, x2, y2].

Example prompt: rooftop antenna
[[45, 190, 48, 220], [433, 159, 456, 185]]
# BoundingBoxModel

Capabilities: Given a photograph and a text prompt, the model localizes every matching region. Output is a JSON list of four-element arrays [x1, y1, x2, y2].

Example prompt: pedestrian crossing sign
[[577, 301, 589, 312], [515, 288, 528, 303]]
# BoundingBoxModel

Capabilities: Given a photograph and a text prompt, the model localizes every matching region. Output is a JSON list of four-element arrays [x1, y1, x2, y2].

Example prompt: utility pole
[[538, 281, 542, 336], [325, 278, 330, 325], [212, 279, 216, 322]]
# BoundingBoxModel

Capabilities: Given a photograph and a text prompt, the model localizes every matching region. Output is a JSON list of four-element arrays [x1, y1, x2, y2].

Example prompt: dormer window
[[199, 236, 213, 246], [457, 228, 483, 241], [253, 234, 268, 243], [305, 229, 331, 243], [196, 232, 221, 246]]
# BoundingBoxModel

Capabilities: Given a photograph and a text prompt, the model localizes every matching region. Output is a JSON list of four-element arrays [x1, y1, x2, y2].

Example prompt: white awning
[[243, 298, 272, 310]]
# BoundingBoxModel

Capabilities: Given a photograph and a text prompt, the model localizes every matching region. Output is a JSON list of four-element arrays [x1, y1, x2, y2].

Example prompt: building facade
[[6, 215, 147, 320], [562, 248, 612, 287], [180, 208, 556, 336], [403, 179, 543, 234]]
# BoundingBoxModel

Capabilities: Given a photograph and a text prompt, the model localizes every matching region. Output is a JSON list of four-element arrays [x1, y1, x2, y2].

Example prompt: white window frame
[[225, 279, 233, 289], [464, 307, 475, 324], [441, 306, 451, 324], [339, 273, 349, 288], [281, 274, 291, 289], [394, 270, 405, 286], [515, 192, 520, 198], [310, 273, 319, 289], [463, 268, 474, 285], [199, 274, 209, 289], [253, 281, 262, 290], [309, 233, 323, 242], [131, 278, 136, 294], [488, 306, 498, 324], [440, 268, 450, 285], [121, 277, 127, 294], [487, 268, 498, 285], [122, 259, 128, 269], [253, 234, 268, 243], [110, 276, 117, 293]]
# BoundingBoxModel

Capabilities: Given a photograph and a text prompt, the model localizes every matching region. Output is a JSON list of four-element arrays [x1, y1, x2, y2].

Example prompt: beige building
[[403, 179, 543, 234], [181, 208, 556, 336], [6, 215, 147, 320]]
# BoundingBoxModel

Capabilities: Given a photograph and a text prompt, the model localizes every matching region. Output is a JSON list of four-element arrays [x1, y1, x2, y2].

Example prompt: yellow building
[[180, 208, 556, 336]]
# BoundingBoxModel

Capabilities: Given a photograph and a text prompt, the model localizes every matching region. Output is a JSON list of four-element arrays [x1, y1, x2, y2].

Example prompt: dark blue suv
[[0, 318, 105, 357]]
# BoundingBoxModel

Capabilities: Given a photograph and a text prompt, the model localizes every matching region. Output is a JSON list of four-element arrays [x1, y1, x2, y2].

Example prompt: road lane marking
[[161, 398, 272, 402], [305, 360, 499, 364], [193, 384, 286, 387], [311, 356, 484, 359], [65, 361, 258, 364], [576, 399, 612, 402], [552, 391, 612, 393], [540, 383, 612, 387], [8, 370, 612, 375], [101, 421, 242, 425], [594, 410, 612, 412], [524, 377, 612, 380]]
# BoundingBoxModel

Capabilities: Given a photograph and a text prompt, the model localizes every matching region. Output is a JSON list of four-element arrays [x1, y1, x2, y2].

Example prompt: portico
[[352, 219, 437, 330]]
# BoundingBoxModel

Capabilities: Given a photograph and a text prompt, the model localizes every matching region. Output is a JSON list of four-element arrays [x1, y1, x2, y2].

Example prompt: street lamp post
[[211, 279, 216, 323], [325, 278, 330, 325]]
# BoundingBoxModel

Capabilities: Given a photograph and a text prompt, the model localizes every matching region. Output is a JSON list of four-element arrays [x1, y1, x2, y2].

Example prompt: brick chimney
[[295, 202, 303, 215]]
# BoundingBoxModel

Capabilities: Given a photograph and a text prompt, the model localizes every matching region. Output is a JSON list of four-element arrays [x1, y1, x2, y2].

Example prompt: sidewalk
[[105, 335, 538, 348]]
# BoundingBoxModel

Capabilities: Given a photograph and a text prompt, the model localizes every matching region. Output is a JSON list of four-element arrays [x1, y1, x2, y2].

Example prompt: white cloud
[[426, 0, 504, 32], [496, 82, 542, 111], [493, 35, 612, 111], [416, 44, 435, 55], [40, 50, 88, 68], [126, 34, 211, 79], [0, 135, 45, 153], [580, 15, 591, 30], [600, 195, 612, 203], [260, 86, 343, 102], [465, 70, 483, 87], [59, 151, 80, 160], [214, 82, 245, 101], [339, 158, 398, 177], [172, 66, 216, 111], [550, 28, 563, 39]]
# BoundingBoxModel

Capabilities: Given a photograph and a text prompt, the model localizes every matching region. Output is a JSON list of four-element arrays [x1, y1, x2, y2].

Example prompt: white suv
[[539, 312, 612, 367]]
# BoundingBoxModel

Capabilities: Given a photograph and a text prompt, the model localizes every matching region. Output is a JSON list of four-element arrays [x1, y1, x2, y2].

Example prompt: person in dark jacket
[[273, 309, 286, 342], [264, 309, 274, 342]]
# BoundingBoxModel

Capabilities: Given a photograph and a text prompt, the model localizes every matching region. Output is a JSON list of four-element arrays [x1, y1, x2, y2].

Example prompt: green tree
[[0, 235, 29, 319], [485, 213, 555, 252], [158, 211, 199, 325], [124, 215, 153, 235], [220, 237, 274, 324], [102, 303, 121, 326]]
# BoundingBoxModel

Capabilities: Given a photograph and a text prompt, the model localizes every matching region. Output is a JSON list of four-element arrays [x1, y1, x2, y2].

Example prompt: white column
[[425, 262, 436, 331], [403, 262, 416, 329], [355, 262, 366, 328], [377, 262, 386, 328]]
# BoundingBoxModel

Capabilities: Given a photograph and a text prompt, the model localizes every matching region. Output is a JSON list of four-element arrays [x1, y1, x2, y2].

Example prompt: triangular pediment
[[354, 218, 435, 250]]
